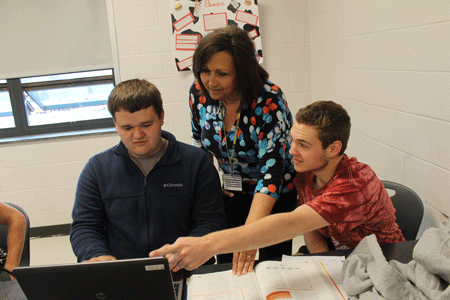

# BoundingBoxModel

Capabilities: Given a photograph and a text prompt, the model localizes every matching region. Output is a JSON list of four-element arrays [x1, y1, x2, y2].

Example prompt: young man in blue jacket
[[70, 79, 226, 263]]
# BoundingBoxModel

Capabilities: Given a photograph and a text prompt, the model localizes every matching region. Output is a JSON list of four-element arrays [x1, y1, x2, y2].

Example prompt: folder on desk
[[14, 257, 184, 300]]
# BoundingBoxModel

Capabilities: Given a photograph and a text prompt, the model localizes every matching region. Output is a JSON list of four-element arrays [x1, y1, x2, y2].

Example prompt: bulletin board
[[170, 0, 262, 71]]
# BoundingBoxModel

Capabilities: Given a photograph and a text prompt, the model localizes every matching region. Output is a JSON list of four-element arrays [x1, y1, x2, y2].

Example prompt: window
[[0, 80, 14, 129], [0, 70, 115, 140]]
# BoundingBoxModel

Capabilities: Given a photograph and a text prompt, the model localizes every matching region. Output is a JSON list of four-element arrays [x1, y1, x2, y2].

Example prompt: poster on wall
[[170, 0, 262, 71]]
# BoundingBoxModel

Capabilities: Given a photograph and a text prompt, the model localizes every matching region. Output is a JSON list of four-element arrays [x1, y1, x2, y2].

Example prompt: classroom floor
[[30, 235, 305, 266]]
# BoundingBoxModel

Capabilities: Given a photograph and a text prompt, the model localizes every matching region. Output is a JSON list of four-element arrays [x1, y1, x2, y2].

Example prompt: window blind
[[0, 0, 113, 79]]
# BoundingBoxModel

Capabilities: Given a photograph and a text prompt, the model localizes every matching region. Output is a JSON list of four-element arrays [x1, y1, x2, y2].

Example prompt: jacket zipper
[[144, 177, 151, 251]]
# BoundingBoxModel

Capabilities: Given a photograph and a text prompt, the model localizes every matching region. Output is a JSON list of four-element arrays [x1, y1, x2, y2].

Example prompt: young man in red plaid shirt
[[151, 101, 405, 275]]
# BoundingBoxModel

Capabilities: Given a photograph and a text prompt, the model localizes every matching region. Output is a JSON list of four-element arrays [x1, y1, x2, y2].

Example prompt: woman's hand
[[232, 249, 257, 276]]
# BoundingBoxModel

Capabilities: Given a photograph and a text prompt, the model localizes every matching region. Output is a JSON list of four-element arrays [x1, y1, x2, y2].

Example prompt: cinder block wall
[[1, 1, 448, 238], [308, 0, 450, 237]]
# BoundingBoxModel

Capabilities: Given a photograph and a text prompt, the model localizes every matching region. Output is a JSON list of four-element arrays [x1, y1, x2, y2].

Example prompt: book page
[[254, 260, 345, 300], [282, 255, 345, 283], [282, 255, 349, 299], [187, 269, 263, 300]]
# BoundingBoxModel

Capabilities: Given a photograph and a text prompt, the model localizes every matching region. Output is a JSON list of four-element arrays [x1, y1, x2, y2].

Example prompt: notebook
[[13, 257, 185, 300]]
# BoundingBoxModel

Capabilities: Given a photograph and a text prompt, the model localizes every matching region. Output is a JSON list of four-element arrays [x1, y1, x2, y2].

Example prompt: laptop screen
[[14, 257, 182, 300]]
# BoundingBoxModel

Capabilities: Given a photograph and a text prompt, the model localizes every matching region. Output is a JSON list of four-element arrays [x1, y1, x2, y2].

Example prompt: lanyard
[[220, 104, 240, 173]]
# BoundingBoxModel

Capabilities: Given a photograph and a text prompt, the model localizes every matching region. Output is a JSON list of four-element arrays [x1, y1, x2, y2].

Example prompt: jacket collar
[[114, 130, 181, 166]]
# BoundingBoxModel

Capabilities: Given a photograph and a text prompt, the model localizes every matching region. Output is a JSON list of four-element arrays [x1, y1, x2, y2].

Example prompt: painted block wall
[[308, 0, 450, 237], [0, 0, 311, 228], [1, 0, 447, 238]]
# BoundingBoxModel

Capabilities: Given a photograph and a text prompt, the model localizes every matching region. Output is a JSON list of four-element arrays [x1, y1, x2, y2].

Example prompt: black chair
[[0, 202, 30, 266], [382, 180, 424, 241]]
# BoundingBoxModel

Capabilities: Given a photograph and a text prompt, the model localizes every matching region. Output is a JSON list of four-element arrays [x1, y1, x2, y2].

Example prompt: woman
[[189, 25, 297, 274]]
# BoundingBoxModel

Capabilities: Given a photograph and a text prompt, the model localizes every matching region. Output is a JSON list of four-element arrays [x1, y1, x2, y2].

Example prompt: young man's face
[[289, 121, 330, 173], [114, 106, 165, 159]]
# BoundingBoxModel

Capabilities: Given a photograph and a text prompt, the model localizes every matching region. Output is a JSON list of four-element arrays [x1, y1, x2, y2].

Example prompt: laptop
[[13, 257, 185, 300]]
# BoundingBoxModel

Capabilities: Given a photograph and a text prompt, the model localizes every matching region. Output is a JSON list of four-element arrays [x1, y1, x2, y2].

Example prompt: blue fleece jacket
[[70, 131, 226, 262]]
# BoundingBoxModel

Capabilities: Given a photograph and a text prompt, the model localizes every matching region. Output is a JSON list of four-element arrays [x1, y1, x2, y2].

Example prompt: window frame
[[0, 70, 116, 141]]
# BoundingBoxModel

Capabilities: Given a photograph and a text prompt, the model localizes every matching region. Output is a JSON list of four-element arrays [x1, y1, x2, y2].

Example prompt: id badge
[[222, 173, 242, 192]]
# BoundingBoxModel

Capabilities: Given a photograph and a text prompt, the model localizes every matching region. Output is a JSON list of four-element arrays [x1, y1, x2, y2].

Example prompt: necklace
[[222, 100, 240, 111], [219, 101, 243, 191]]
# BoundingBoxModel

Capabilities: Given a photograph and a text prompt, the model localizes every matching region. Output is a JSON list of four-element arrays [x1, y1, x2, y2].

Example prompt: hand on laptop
[[82, 255, 117, 263], [149, 236, 214, 272]]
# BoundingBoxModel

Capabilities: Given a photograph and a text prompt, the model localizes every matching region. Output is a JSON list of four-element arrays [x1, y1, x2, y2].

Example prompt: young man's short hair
[[295, 101, 351, 155], [107, 79, 163, 120]]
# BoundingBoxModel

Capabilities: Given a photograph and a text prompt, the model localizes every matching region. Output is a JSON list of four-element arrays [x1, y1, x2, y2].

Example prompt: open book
[[187, 260, 346, 300]]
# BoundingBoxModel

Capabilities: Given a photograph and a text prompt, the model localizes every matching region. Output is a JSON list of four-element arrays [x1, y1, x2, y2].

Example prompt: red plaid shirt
[[294, 155, 405, 250]]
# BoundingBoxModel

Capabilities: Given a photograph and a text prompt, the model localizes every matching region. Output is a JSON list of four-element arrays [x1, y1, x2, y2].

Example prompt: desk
[[308, 239, 417, 264], [190, 239, 418, 275], [0, 240, 418, 300]]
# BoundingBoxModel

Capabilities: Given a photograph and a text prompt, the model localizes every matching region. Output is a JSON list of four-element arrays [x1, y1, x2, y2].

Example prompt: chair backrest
[[0, 202, 30, 266], [382, 180, 424, 241]]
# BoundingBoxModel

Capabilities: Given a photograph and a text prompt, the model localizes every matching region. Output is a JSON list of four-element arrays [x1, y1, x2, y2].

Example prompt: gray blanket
[[342, 221, 450, 300]]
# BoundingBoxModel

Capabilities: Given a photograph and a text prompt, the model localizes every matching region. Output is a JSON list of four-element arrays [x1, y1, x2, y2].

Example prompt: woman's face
[[200, 51, 239, 103]]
